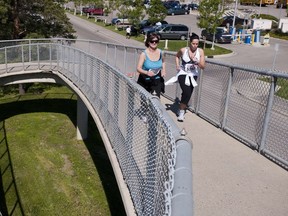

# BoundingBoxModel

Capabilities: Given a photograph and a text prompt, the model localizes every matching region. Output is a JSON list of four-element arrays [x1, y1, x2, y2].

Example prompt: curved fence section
[[50, 38, 288, 170], [0, 42, 193, 216], [56, 38, 288, 169]]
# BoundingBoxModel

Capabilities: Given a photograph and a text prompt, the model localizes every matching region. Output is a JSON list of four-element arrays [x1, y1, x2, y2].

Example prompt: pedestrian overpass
[[0, 39, 287, 216]]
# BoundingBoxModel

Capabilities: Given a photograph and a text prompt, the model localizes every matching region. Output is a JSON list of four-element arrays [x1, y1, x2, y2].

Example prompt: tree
[[107, 0, 145, 34], [0, 0, 75, 40], [146, 0, 167, 24], [126, 0, 146, 27], [0, 0, 76, 94], [0, 0, 12, 39], [197, 0, 224, 50]]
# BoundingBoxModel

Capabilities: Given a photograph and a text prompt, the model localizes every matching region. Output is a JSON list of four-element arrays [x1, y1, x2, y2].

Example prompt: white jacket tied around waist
[[165, 48, 200, 87], [165, 69, 198, 87]]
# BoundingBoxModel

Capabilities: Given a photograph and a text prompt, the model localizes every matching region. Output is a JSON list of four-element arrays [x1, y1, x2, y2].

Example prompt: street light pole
[[231, 0, 239, 41], [259, 0, 262, 17], [232, 0, 238, 29]]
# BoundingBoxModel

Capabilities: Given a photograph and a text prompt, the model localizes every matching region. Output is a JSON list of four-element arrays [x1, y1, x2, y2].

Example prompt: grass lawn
[[260, 77, 288, 99], [0, 84, 126, 216]]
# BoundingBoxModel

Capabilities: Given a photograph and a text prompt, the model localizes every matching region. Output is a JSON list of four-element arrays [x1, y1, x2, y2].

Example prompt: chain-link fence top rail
[[0, 41, 194, 216]]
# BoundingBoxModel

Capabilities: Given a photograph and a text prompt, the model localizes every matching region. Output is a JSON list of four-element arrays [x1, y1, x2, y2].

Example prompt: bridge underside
[[0, 70, 89, 141]]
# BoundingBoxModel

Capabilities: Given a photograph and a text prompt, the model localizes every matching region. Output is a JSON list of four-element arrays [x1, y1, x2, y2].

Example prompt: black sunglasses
[[150, 40, 159, 44]]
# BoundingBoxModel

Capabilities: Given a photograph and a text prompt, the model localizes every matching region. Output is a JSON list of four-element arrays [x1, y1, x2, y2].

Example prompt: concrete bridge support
[[76, 97, 88, 140]]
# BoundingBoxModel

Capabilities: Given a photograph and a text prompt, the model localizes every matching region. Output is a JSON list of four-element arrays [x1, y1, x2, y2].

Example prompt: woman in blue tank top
[[137, 33, 166, 98]]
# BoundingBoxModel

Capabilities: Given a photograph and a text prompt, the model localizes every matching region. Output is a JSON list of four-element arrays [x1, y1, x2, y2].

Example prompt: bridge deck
[[161, 96, 288, 216]]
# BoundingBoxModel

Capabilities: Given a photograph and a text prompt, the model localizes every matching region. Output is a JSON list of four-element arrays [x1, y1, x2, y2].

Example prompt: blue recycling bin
[[245, 35, 251, 44], [254, 30, 260, 43]]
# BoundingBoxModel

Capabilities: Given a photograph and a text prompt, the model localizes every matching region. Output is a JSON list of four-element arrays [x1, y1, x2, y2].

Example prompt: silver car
[[148, 24, 189, 40]]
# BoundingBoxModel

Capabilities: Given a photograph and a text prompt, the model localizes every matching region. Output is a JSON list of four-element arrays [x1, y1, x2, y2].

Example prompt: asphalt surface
[[67, 13, 288, 216]]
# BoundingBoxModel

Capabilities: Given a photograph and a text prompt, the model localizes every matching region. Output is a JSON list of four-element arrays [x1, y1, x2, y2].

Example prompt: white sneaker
[[177, 110, 185, 122]]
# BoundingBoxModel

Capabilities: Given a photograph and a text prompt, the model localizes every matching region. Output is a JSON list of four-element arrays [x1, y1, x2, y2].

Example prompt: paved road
[[66, 13, 288, 216], [238, 4, 287, 18]]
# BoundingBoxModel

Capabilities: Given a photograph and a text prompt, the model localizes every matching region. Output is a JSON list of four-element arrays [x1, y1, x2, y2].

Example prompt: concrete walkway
[[161, 97, 288, 216]]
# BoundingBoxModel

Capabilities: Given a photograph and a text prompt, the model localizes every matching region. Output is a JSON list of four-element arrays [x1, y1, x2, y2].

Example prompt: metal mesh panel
[[226, 71, 269, 146], [114, 45, 126, 73], [0, 49, 5, 69], [264, 77, 288, 168], [164, 53, 180, 102], [106, 44, 117, 68], [74, 57, 176, 216], [197, 63, 230, 125], [124, 47, 140, 78], [55, 50, 176, 215]]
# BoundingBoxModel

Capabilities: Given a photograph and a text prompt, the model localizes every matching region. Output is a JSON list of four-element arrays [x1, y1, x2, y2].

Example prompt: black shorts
[[137, 74, 165, 97]]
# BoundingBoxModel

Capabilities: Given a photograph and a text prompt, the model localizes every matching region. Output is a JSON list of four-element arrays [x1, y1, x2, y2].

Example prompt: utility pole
[[232, 0, 238, 29], [259, 0, 262, 17]]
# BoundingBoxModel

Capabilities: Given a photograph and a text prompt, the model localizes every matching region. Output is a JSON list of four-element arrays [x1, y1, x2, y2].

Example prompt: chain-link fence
[[64, 38, 288, 169], [0, 41, 193, 216]]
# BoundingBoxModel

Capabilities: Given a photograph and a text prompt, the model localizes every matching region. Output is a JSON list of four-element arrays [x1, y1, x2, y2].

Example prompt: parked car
[[82, 7, 104, 16], [141, 25, 159, 35], [139, 20, 167, 29], [167, 6, 189, 15], [139, 20, 168, 34], [111, 17, 130, 25], [181, 3, 199, 10], [147, 24, 189, 40], [201, 27, 232, 43], [188, 3, 199, 10], [163, 0, 180, 9]]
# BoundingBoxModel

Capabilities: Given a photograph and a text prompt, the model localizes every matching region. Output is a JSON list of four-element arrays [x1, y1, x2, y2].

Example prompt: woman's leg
[[177, 75, 194, 121], [151, 78, 162, 97]]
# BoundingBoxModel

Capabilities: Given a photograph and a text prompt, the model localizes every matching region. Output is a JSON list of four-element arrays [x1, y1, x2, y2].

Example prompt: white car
[[112, 17, 130, 25]]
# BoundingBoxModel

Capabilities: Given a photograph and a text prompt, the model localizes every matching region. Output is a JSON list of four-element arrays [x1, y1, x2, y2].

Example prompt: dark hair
[[145, 33, 160, 47], [190, 33, 199, 42]]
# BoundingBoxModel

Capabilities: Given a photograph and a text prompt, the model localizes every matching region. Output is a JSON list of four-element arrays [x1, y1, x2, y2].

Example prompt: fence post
[[124, 47, 127, 74], [171, 136, 193, 216], [259, 76, 277, 153], [114, 45, 117, 67], [105, 44, 108, 62], [195, 68, 204, 114], [221, 67, 234, 129]]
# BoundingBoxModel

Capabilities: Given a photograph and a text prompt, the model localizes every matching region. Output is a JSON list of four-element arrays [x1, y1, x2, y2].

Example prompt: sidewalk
[[161, 96, 288, 216]]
